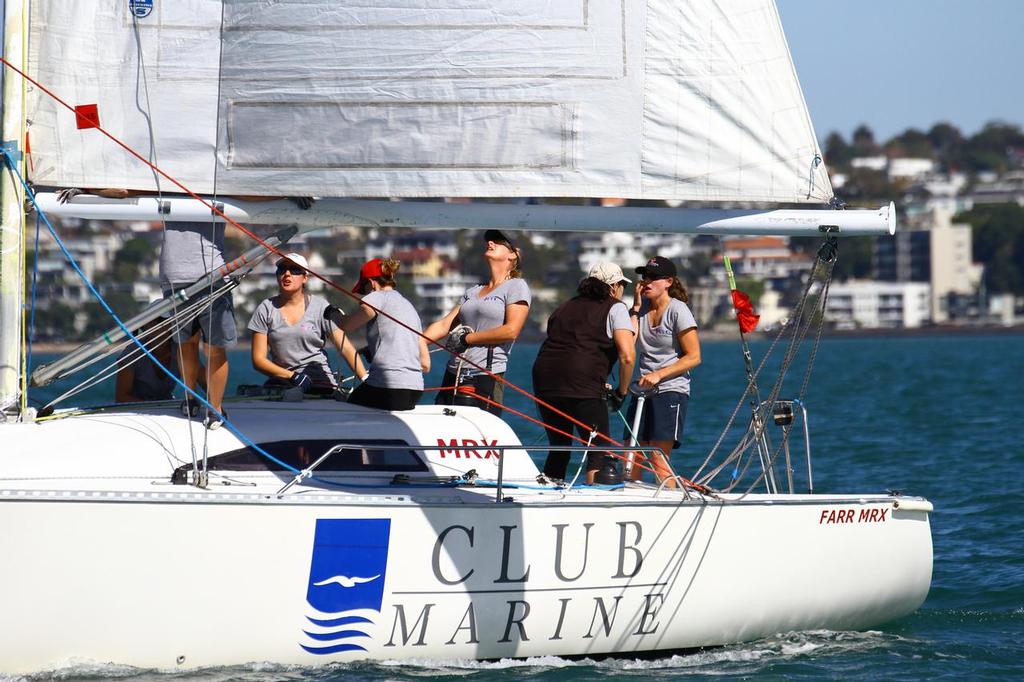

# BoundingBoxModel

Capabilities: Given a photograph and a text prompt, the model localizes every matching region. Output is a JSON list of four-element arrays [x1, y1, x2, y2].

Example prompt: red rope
[[2, 57, 707, 493]]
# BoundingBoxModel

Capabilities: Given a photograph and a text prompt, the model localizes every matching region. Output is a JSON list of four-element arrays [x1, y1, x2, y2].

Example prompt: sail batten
[[26, 1, 832, 203]]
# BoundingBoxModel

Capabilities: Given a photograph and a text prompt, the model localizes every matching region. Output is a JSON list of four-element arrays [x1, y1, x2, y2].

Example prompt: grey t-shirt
[[247, 294, 338, 386], [447, 278, 532, 376], [160, 221, 226, 286], [362, 289, 424, 391], [606, 301, 633, 338], [635, 298, 698, 395], [117, 347, 178, 401]]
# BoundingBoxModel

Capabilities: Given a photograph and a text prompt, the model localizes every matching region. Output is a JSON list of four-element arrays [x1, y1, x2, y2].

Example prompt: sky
[[776, 0, 1024, 143]]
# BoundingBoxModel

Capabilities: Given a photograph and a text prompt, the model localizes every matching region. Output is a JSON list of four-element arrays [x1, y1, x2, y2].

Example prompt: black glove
[[290, 372, 313, 392], [606, 389, 627, 413], [288, 196, 315, 210], [445, 325, 473, 353], [324, 304, 343, 323], [57, 188, 84, 204]]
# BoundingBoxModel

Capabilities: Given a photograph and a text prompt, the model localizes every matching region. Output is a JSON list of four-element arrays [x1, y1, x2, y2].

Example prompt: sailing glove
[[57, 188, 84, 204], [324, 304, 343, 323], [290, 372, 313, 392], [606, 388, 627, 413], [445, 325, 473, 354]]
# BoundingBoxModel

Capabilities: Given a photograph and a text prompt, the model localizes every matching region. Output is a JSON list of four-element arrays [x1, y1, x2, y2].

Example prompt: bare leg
[[178, 334, 202, 396], [205, 345, 229, 413], [644, 440, 677, 488]]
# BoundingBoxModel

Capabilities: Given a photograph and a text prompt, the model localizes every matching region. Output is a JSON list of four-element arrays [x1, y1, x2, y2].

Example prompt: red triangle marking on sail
[[731, 289, 760, 333], [74, 104, 100, 130]]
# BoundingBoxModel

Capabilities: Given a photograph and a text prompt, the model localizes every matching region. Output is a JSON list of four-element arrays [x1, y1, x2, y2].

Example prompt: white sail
[[26, 0, 832, 203]]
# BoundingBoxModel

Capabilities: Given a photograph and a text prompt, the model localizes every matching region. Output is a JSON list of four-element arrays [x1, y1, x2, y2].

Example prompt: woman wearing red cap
[[424, 230, 532, 415], [326, 258, 429, 410], [248, 253, 366, 395], [626, 256, 701, 488]]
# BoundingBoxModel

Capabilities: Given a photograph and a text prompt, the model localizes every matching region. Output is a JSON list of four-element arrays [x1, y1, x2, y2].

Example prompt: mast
[[0, 0, 26, 418]]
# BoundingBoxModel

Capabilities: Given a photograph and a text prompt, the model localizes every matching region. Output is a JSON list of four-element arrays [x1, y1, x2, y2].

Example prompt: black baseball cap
[[484, 229, 522, 267], [484, 229, 516, 250], [635, 256, 677, 279]]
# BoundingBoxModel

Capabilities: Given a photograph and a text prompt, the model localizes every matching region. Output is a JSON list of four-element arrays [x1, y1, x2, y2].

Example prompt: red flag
[[731, 289, 760, 333], [74, 104, 100, 130]]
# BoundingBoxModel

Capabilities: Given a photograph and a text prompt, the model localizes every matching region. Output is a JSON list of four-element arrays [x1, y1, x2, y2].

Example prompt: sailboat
[[0, 0, 930, 674]]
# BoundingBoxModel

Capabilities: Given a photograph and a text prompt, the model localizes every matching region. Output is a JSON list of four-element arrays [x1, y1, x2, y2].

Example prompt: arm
[[328, 304, 374, 333], [423, 304, 462, 342], [629, 284, 643, 336], [464, 302, 529, 346], [331, 328, 368, 380], [250, 331, 294, 381], [419, 338, 431, 373], [612, 328, 636, 396], [637, 328, 701, 389]]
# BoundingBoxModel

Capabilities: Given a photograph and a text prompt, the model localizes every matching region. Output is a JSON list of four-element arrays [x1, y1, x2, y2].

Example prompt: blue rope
[[25, 210, 41, 374], [2, 151, 302, 477]]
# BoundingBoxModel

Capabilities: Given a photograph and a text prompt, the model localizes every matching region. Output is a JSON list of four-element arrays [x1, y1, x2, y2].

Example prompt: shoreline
[[28, 324, 1024, 353]]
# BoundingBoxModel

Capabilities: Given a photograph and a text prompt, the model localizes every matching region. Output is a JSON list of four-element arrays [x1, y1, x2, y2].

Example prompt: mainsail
[[26, 0, 832, 203]]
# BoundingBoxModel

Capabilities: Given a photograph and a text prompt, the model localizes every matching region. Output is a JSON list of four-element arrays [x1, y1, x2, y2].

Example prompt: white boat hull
[[0, 403, 932, 672]]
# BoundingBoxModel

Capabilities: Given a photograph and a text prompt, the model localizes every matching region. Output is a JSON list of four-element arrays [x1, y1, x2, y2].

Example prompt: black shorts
[[348, 383, 421, 411], [435, 369, 504, 416], [624, 391, 688, 447]]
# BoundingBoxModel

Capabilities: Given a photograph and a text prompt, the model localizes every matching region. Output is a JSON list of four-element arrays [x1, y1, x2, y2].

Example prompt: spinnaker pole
[[29, 226, 297, 387]]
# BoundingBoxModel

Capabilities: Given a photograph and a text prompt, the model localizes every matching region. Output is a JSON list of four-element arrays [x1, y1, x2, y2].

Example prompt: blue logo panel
[[301, 518, 391, 655]]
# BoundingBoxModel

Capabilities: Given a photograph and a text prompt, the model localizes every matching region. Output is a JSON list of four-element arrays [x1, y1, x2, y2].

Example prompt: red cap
[[355, 258, 384, 291]]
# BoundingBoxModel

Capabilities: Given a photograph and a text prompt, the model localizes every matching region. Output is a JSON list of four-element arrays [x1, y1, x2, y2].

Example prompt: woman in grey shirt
[[327, 258, 429, 411], [249, 253, 366, 395], [424, 230, 532, 416], [626, 256, 701, 488]]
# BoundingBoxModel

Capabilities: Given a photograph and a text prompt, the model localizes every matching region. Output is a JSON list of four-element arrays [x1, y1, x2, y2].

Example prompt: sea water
[[16, 334, 1024, 680]]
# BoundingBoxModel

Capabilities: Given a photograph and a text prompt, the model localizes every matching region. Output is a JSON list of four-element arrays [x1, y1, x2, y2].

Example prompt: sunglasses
[[276, 265, 306, 276]]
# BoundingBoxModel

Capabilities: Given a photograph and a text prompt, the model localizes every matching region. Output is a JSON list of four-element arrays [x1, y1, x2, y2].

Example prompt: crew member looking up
[[425, 230, 531, 416]]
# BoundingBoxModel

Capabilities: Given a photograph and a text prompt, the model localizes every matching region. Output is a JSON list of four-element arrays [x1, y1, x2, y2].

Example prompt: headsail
[[27, 0, 831, 203]]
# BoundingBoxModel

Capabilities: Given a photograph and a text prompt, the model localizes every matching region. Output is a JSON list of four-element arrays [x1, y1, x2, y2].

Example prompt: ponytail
[[667, 277, 689, 304], [373, 258, 401, 288]]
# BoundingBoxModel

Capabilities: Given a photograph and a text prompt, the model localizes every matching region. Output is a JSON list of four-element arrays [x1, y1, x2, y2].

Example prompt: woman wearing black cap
[[424, 229, 531, 415], [626, 256, 701, 488]]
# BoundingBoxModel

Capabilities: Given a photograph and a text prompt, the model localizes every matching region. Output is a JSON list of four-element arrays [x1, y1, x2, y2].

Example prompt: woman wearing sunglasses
[[248, 253, 365, 395], [424, 230, 531, 416], [325, 258, 429, 411], [626, 256, 701, 488]]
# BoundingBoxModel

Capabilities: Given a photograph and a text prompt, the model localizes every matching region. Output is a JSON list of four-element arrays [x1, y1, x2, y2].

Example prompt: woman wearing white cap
[[248, 253, 365, 394], [531, 262, 636, 483]]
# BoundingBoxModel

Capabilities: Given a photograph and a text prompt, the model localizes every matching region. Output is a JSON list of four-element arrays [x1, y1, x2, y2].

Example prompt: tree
[[956, 202, 1024, 295], [851, 124, 880, 156], [823, 131, 853, 170], [110, 237, 154, 282], [885, 128, 934, 159], [961, 122, 1024, 174]]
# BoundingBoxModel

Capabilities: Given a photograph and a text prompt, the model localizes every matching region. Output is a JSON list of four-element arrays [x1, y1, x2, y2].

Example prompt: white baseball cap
[[275, 252, 309, 271], [588, 261, 631, 286]]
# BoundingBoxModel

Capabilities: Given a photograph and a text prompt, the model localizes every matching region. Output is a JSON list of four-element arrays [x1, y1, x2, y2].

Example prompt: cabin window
[[201, 439, 428, 473]]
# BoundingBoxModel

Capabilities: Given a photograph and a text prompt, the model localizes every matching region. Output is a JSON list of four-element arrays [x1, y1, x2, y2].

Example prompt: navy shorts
[[164, 287, 237, 348], [624, 390, 688, 447]]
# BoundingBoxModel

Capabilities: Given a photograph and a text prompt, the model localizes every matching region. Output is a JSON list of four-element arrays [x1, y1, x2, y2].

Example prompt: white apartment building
[[413, 273, 480, 322], [713, 236, 810, 281], [576, 232, 695, 275], [826, 281, 931, 329]]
